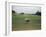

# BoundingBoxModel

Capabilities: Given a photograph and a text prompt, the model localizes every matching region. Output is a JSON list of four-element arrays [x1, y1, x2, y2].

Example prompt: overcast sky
[[12, 5, 41, 14]]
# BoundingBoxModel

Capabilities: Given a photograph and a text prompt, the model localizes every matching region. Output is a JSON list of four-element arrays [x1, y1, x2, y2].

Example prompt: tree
[[35, 11, 41, 16], [12, 10, 16, 15]]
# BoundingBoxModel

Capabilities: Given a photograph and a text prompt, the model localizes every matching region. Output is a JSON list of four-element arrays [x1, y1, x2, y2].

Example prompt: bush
[[20, 12, 24, 15]]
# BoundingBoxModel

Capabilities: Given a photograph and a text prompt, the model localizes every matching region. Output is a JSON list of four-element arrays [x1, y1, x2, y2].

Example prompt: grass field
[[12, 14, 41, 31]]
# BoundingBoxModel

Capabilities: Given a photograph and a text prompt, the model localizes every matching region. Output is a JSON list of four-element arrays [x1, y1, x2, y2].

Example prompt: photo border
[[5, 1, 44, 35]]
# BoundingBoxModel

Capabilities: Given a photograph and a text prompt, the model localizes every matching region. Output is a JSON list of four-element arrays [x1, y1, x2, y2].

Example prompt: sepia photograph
[[12, 5, 41, 31]]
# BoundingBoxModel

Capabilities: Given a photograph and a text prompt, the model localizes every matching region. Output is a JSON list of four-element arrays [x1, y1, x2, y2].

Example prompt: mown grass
[[12, 14, 41, 31]]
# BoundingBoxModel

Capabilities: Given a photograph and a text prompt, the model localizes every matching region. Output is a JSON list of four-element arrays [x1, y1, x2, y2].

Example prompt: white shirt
[[25, 18, 30, 20]]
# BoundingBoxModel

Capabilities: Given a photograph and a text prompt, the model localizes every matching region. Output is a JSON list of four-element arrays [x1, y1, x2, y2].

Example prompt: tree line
[[12, 10, 41, 16]]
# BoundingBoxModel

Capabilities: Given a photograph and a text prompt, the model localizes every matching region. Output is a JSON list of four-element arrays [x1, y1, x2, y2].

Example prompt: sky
[[12, 5, 41, 14]]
